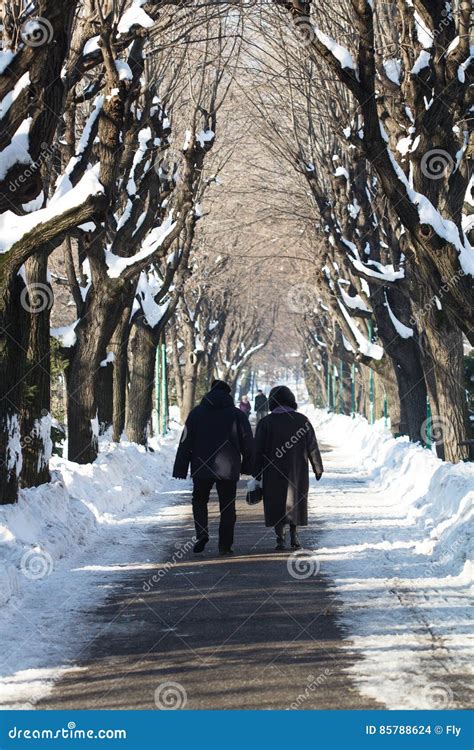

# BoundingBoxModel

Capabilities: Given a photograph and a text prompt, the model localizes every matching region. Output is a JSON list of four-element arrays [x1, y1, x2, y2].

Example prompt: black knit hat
[[211, 379, 231, 394], [268, 385, 297, 411]]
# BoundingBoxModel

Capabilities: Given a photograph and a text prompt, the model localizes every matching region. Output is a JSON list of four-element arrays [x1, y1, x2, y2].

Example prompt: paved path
[[39, 448, 380, 710]]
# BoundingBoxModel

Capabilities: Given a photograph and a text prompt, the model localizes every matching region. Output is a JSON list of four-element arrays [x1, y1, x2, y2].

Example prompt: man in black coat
[[173, 380, 254, 555], [254, 389, 268, 424]]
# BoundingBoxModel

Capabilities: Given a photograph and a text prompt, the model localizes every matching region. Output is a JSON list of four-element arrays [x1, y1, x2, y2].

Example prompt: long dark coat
[[253, 411, 323, 527]]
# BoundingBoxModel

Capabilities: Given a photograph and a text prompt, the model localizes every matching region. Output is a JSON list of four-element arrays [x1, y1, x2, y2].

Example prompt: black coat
[[173, 390, 254, 481], [253, 411, 323, 527], [254, 393, 268, 412]]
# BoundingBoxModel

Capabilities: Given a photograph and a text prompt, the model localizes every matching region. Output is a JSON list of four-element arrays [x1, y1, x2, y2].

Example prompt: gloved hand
[[315, 472, 323, 481]]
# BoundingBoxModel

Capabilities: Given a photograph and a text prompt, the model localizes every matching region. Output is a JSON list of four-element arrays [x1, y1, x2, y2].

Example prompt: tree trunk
[[67, 285, 125, 463], [125, 316, 157, 445], [169, 324, 183, 407], [111, 309, 131, 442], [97, 360, 113, 435], [238, 369, 251, 399], [0, 276, 28, 503], [20, 254, 52, 488], [370, 285, 427, 442], [180, 351, 201, 423], [421, 324, 469, 462]]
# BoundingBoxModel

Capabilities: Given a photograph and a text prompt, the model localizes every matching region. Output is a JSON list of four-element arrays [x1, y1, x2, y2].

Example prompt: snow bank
[[0, 424, 186, 708], [311, 409, 472, 570], [305, 408, 473, 709], [0, 433, 179, 612]]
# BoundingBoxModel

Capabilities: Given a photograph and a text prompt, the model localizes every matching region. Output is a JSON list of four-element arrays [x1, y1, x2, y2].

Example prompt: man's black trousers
[[192, 479, 237, 549]]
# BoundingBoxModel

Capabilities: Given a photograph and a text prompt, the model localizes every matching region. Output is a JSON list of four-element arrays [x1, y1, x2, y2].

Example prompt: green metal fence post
[[160, 337, 168, 436], [426, 397, 432, 449], [326, 363, 331, 410], [339, 359, 344, 415], [351, 363, 356, 417], [368, 320, 375, 425], [155, 341, 161, 434]]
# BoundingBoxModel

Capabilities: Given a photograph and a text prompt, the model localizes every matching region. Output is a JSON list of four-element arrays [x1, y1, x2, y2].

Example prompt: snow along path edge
[[304, 408, 473, 710], [0, 422, 187, 708]]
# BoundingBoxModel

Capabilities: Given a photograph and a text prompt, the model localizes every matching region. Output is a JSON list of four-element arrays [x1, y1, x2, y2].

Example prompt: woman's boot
[[290, 524, 301, 549]]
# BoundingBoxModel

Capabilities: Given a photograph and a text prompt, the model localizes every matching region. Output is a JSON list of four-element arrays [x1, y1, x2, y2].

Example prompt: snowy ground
[[0, 420, 185, 709], [304, 408, 473, 710], [0, 407, 472, 709]]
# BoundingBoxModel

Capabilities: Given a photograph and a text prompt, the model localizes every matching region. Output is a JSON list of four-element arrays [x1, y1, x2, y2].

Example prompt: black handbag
[[246, 484, 263, 505]]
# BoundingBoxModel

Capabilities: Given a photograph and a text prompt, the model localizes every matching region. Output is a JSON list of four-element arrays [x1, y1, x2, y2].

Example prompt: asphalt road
[[38, 469, 381, 710]]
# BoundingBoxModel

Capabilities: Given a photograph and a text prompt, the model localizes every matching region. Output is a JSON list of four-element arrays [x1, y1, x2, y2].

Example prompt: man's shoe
[[194, 536, 209, 553], [219, 546, 234, 556], [275, 537, 286, 551]]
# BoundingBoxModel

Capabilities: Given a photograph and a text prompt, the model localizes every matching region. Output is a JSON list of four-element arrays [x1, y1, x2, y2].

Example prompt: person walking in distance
[[253, 385, 323, 551], [173, 380, 254, 555], [254, 389, 268, 424], [239, 394, 251, 417]]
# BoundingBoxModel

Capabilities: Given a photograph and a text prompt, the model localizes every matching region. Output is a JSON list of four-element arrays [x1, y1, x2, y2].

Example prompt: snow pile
[[305, 408, 473, 709], [0, 432, 180, 612], [0, 425, 185, 708]]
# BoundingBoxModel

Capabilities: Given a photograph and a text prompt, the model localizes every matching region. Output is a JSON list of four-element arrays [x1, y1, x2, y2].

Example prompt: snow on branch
[[104, 214, 177, 278], [0, 165, 104, 255], [338, 300, 383, 360]]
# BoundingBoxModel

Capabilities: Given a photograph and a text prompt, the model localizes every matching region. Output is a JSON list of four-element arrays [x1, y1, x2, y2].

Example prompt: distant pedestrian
[[239, 394, 251, 416], [253, 385, 323, 551], [254, 389, 268, 424], [173, 380, 254, 555]]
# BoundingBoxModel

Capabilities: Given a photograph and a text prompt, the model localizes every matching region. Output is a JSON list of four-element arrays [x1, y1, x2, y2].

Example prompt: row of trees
[[248, 0, 472, 461], [1, 0, 472, 506], [0, 1, 275, 505]]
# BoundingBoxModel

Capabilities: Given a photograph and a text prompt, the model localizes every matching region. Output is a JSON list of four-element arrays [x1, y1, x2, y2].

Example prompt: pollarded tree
[[0, 0, 107, 503], [271, 0, 473, 460]]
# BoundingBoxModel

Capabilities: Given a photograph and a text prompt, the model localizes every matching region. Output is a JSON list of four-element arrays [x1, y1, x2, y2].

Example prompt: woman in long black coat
[[253, 386, 323, 550]]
